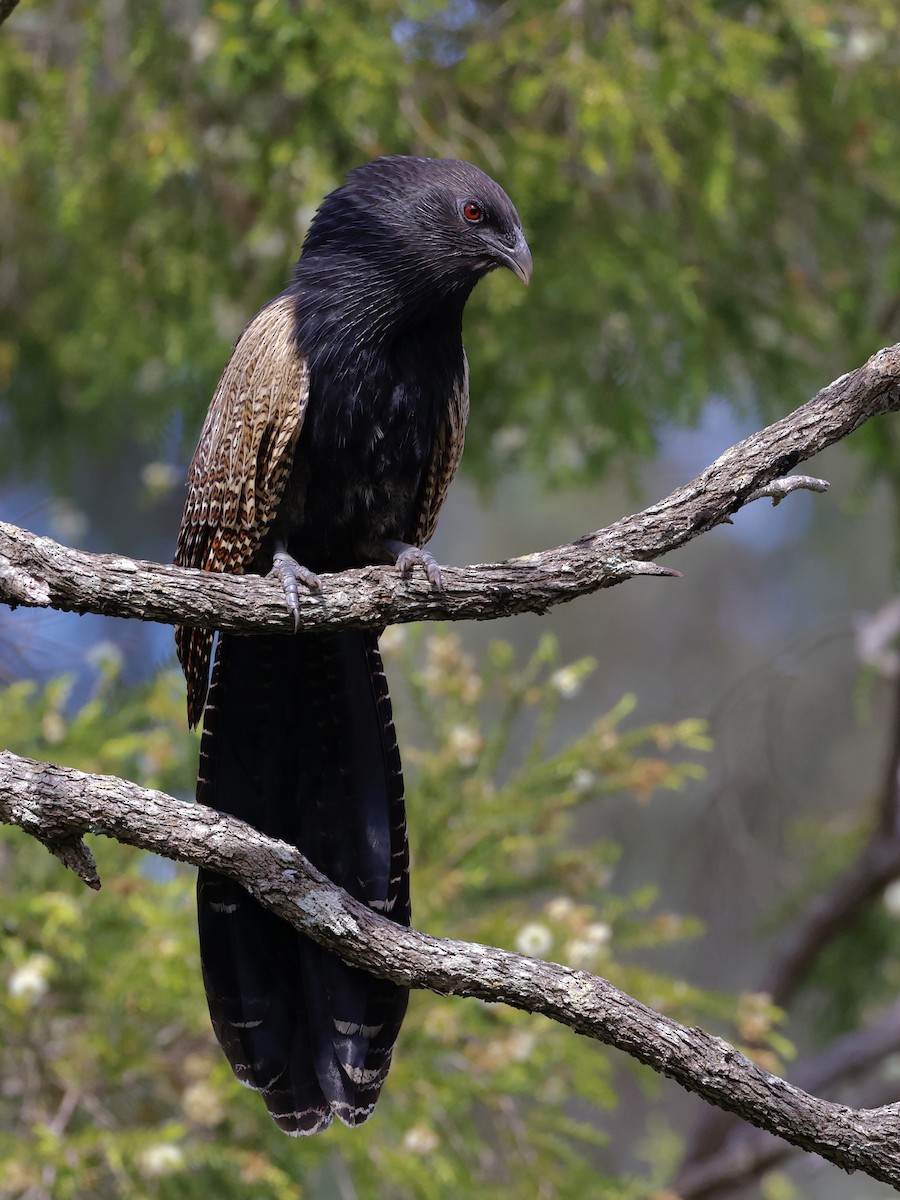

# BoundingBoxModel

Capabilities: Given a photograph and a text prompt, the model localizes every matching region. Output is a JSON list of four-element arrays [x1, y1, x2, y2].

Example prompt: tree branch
[[2, 748, 900, 1189], [675, 1000, 900, 1197], [1, 343, 898, 636], [2, 345, 900, 1187]]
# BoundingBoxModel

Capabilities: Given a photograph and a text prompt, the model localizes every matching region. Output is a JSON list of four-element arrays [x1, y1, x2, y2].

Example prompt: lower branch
[[676, 1000, 900, 1197], [2, 749, 900, 1189]]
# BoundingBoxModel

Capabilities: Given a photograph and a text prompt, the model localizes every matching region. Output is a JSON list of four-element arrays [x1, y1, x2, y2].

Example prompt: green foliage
[[2, 4, 896, 1192], [1, 634, 727, 1199], [0, 643, 196, 786], [3, 0, 900, 486], [773, 818, 900, 1043]]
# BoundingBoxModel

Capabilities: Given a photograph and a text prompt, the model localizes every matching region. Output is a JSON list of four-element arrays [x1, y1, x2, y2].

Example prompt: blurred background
[[2, 2, 900, 1197]]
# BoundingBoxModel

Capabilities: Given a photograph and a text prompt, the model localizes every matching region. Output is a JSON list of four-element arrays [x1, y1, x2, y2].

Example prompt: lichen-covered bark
[[3, 344, 900, 1189], [2, 749, 900, 1187]]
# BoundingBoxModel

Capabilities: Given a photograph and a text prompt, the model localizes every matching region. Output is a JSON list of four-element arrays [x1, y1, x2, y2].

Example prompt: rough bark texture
[[3, 343, 900, 1190], [2, 749, 900, 1188], [2, 343, 899, 636], [675, 1000, 900, 1196]]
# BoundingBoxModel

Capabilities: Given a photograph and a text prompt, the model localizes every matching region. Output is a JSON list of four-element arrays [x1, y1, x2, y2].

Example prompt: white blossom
[[141, 462, 179, 496], [449, 724, 483, 767], [139, 1144, 185, 1177], [402, 1124, 439, 1154], [884, 879, 900, 917], [8, 956, 52, 1004], [86, 640, 124, 673], [189, 18, 220, 63], [182, 1081, 224, 1127], [515, 922, 553, 958], [545, 896, 575, 923], [584, 922, 612, 947], [550, 665, 584, 699]]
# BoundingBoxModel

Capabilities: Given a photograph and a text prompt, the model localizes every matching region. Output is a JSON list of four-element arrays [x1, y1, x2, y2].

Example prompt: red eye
[[463, 201, 483, 223]]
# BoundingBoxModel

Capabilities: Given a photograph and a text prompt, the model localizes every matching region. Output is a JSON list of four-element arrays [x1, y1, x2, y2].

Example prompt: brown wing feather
[[175, 293, 309, 726], [412, 355, 470, 547]]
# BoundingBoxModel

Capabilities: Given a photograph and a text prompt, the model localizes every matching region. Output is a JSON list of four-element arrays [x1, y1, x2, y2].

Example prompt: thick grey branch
[[1, 346, 899, 1185], [1, 343, 898, 634], [675, 1001, 900, 1198], [2, 749, 900, 1189]]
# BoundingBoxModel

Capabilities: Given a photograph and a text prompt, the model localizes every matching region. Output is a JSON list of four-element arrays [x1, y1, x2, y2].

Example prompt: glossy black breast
[[284, 326, 463, 571]]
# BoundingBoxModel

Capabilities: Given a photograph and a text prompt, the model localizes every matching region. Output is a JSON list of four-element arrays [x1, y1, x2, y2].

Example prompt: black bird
[[174, 156, 531, 1134]]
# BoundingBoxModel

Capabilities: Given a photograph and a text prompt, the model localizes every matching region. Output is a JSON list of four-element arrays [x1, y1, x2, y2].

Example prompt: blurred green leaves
[[3, 0, 900, 486], [2, 4, 898, 1194], [1, 634, 723, 1198]]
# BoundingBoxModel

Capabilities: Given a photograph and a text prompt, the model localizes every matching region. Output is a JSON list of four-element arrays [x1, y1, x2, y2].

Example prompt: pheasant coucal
[[174, 156, 531, 1135]]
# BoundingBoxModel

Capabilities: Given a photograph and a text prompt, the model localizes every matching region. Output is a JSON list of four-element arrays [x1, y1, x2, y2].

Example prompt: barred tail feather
[[175, 623, 215, 729], [196, 630, 410, 1134]]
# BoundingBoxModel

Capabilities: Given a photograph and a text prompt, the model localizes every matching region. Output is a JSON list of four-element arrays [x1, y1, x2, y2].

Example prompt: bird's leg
[[383, 538, 443, 590], [270, 538, 321, 632]]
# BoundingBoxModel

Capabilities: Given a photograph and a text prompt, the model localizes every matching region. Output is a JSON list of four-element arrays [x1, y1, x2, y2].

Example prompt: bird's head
[[300, 156, 532, 304]]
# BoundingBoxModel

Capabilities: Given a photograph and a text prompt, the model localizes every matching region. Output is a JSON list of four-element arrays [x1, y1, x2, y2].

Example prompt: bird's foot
[[270, 546, 321, 632], [383, 539, 443, 590]]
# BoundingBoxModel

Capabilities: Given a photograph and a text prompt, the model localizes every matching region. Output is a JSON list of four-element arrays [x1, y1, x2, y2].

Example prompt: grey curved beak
[[505, 231, 533, 285]]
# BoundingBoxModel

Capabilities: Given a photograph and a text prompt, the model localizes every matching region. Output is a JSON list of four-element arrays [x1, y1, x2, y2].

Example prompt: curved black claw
[[271, 548, 321, 632], [383, 539, 443, 590]]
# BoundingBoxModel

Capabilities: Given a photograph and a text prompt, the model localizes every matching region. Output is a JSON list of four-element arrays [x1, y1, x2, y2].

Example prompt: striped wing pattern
[[412, 355, 469, 546], [174, 294, 309, 726]]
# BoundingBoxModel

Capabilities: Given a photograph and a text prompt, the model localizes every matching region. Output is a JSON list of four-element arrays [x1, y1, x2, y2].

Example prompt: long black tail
[[196, 629, 410, 1135]]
